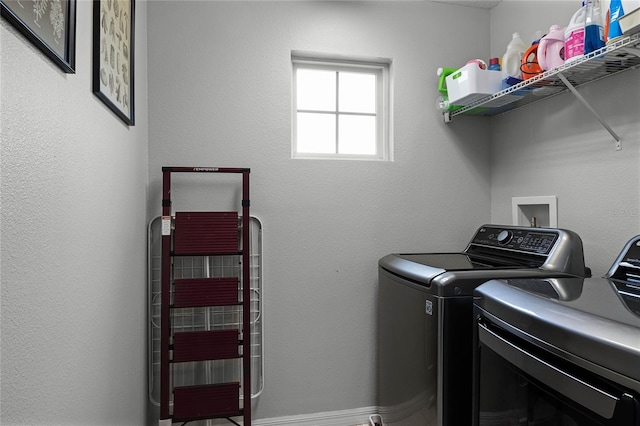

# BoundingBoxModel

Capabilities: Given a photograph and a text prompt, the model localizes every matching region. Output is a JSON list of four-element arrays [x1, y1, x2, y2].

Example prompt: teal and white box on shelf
[[445, 63, 503, 106]]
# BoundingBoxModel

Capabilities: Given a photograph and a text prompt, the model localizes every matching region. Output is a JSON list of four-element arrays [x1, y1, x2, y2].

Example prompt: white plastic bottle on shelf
[[502, 32, 528, 80], [565, 2, 587, 63]]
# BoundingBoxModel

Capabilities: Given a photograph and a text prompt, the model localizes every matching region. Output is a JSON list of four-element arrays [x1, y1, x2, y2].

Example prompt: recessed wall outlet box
[[512, 196, 558, 228]]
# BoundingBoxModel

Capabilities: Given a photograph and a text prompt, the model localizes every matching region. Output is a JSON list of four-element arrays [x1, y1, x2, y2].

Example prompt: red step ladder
[[160, 167, 251, 425]]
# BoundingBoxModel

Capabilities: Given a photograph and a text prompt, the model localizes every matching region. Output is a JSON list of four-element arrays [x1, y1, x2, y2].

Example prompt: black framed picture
[[92, 0, 134, 126], [1, 0, 76, 73]]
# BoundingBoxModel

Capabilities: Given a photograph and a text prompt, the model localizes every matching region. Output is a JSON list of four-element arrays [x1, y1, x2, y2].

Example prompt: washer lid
[[379, 253, 523, 286], [395, 253, 524, 269], [475, 277, 640, 386]]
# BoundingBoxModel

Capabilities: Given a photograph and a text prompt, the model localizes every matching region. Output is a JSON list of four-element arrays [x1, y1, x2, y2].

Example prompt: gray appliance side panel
[[542, 229, 588, 277], [377, 267, 476, 426], [377, 267, 439, 424]]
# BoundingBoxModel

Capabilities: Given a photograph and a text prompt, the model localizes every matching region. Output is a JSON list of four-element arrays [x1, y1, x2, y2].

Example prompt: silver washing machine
[[377, 224, 589, 426], [473, 235, 640, 425]]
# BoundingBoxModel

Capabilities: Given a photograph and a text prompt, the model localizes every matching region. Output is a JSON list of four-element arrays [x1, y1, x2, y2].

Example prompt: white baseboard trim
[[377, 391, 432, 424], [253, 406, 379, 426]]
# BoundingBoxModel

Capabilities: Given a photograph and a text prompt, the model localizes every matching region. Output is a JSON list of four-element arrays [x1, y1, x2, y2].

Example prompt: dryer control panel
[[470, 226, 559, 255]]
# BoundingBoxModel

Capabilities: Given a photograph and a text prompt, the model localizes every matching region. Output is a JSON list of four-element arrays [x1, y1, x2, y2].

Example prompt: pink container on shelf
[[538, 25, 566, 70]]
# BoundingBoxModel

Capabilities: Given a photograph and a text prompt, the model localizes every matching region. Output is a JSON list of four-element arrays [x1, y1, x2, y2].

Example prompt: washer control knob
[[497, 230, 513, 245]]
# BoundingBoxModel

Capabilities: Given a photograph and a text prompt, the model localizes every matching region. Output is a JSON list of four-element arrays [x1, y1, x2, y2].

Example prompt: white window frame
[[292, 52, 392, 161]]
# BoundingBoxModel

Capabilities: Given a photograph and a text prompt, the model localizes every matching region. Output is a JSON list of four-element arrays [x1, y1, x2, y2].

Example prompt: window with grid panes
[[292, 54, 392, 161]]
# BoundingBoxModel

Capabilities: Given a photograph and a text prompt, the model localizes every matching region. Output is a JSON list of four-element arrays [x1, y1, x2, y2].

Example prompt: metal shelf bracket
[[556, 72, 622, 151]]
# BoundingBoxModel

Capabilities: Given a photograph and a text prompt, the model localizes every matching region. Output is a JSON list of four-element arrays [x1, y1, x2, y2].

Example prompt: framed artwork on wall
[[92, 0, 134, 126], [1, 0, 76, 73]]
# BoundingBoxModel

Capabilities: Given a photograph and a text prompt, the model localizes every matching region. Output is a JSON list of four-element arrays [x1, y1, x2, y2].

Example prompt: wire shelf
[[449, 32, 640, 118]]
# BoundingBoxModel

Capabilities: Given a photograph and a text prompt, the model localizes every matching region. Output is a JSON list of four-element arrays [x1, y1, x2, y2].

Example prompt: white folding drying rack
[[147, 215, 264, 408]]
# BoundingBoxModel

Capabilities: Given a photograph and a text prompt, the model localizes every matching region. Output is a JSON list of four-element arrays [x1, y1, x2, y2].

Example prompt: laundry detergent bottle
[[584, 0, 605, 54], [502, 32, 528, 79], [538, 25, 566, 70], [565, 2, 587, 63], [522, 42, 543, 80]]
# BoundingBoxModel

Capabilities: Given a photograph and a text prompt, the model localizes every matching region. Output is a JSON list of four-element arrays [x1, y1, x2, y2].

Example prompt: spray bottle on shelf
[[436, 67, 457, 112], [502, 32, 528, 80], [584, 0, 605, 54]]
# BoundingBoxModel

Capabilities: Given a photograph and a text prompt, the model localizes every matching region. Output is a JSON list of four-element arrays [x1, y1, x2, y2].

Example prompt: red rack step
[[173, 329, 239, 363], [173, 212, 239, 256], [173, 383, 241, 422], [173, 277, 239, 308]]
